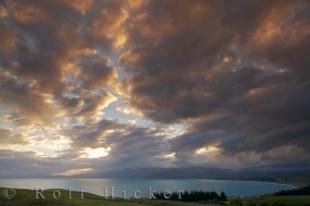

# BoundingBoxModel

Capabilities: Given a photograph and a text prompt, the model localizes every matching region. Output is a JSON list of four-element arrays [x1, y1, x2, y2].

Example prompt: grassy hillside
[[1, 188, 310, 206], [0, 188, 217, 206]]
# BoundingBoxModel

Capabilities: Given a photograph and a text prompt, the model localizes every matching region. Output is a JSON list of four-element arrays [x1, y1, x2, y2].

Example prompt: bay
[[0, 178, 295, 198]]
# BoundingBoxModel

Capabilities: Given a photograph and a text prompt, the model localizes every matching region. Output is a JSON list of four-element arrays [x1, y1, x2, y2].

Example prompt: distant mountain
[[91, 167, 233, 179], [82, 166, 310, 182]]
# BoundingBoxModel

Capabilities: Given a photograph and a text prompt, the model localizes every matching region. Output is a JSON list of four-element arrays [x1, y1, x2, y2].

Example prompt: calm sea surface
[[0, 178, 295, 197]]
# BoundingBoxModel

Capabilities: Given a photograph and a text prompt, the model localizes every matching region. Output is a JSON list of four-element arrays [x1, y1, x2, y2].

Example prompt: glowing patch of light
[[55, 168, 93, 176], [79, 147, 111, 159], [105, 129, 115, 134], [161, 152, 176, 159], [196, 145, 220, 155], [114, 34, 127, 48], [223, 56, 231, 63], [155, 123, 187, 139], [116, 105, 143, 116]]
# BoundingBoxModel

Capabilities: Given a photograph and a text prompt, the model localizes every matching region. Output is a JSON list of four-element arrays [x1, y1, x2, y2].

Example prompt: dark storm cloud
[[78, 56, 114, 89], [0, 70, 52, 120], [102, 127, 172, 169], [4, 0, 82, 90], [121, 0, 310, 165], [68, 119, 120, 147], [121, 0, 271, 122], [0, 0, 121, 121]]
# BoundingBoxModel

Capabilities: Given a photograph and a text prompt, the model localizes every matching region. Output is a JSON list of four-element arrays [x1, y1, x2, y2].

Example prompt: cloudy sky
[[0, 0, 309, 177]]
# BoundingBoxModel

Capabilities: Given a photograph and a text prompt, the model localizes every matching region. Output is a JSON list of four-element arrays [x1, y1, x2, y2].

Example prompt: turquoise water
[[0, 178, 295, 197]]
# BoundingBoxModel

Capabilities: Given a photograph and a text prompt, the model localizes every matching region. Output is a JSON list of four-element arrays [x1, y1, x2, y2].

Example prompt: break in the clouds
[[0, 0, 309, 177]]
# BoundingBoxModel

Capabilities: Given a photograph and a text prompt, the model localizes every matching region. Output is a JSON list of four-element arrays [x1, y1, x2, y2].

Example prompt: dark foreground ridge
[[275, 185, 310, 196], [154, 190, 227, 202]]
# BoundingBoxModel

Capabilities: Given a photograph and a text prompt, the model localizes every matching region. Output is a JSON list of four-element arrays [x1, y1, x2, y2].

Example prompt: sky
[[0, 0, 309, 177]]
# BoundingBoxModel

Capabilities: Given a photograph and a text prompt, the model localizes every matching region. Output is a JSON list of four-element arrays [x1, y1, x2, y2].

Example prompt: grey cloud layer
[[122, 0, 310, 165], [68, 120, 172, 168], [0, 0, 309, 176]]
